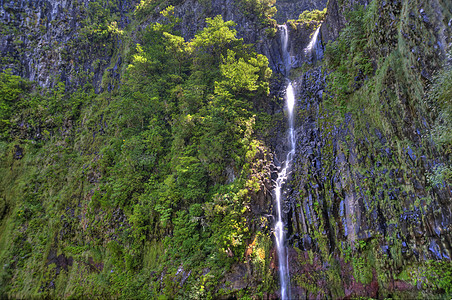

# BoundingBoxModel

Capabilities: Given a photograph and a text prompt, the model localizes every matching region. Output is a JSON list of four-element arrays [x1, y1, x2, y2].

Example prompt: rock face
[[273, 0, 327, 23], [172, 0, 260, 41], [278, 0, 452, 297], [0, 0, 134, 89], [1, 0, 272, 89], [1, 0, 452, 298], [0, 0, 328, 89]]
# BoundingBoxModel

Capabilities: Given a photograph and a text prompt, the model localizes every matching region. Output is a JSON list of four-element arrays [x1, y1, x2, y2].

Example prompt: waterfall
[[304, 26, 324, 61], [274, 23, 321, 300], [274, 25, 295, 300], [305, 27, 320, 53], [274, 83, 295, 300], [279, 24, 291, 75]]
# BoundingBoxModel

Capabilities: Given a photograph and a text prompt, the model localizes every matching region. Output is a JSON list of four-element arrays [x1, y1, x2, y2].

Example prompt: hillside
[[0, 0, 451, 298]]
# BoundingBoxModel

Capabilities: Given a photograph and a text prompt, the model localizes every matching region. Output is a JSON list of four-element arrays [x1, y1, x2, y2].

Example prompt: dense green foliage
[[239, 0, 277, 26], [286, 8, 326, 31], [1, 0, 451, 298], [0, 6, 275, 298], [0, 70, 24, 136]]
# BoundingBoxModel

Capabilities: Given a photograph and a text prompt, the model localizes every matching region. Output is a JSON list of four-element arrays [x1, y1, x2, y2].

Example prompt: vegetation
[[0, 0, 451, 298], [0, 70, 25, 137], [0, 2, 277, 297], [297, 8, 327, 23], [286, 8, 326, 31], [323, 4, 374, 110], [238, 0, 277, 26], [428, 53, 452, 187]]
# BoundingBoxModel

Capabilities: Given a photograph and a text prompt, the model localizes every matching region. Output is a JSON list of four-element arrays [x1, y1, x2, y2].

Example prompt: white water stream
[[274, 25, 295, 300], [305, 27, 321, 54], [274, 82, 295, 300], [275, 23, 320, 299]]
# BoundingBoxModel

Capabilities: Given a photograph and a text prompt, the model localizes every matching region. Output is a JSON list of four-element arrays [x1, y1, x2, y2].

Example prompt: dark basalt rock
[[0, 0, 134, 90], [46, 248, 73, 273], [278, 0, 452, 297]]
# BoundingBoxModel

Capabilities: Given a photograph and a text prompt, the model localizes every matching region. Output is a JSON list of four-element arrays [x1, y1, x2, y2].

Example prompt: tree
[[190, 16, 240, 67]]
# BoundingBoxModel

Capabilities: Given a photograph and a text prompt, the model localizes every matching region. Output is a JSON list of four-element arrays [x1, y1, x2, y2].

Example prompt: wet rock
[[222, 264, 249, 291]]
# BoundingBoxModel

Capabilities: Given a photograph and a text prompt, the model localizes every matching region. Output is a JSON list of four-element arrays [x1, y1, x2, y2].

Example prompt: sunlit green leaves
[[218, 50, 260, 94], [190, 16, 238, 56]]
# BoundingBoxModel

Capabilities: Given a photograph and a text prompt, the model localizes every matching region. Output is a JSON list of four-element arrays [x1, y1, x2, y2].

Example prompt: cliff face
[[0, 0, 451, 298], [283, 0, 452, 298], [0, 0, 324, 90], [273, 0, 327, 23], [0, 0, 134, 90], [0, 0, 268, 89]]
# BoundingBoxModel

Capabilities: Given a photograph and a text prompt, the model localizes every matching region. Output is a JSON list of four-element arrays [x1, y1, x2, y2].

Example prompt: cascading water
[[304, 26, 324, 61], [279, 25, 291, 75], [305, 27, 320, 53], [274, 25, 296, 300], [275, 23, 321, 300]]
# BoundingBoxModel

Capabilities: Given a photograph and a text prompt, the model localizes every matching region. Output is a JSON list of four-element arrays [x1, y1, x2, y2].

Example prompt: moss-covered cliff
[[285, 0, 452, 298], [0, 0, 451, 298]]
